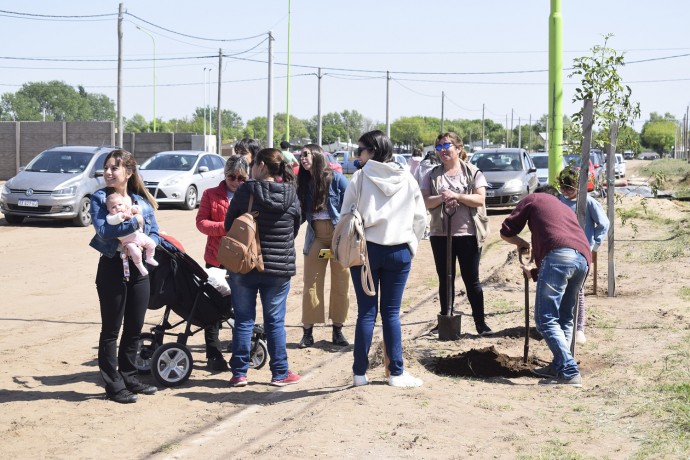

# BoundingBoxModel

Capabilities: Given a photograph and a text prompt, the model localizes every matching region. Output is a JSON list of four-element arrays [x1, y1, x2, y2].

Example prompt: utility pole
[[317, 68, 323, 146], [117, 3, 124, 147], [217, 49, 222, 154], [267, 31, 274, 148], [528, 114, 532, 152], [548, 0, 564, 184], [440, 91, 445, 133], [505, 114, 508, 147], [203, 67, 207, 151], [481, 104, 485, 149], [285, 0, 292, 144], [385, 71, 391, 137], [518, 117, 522, 150], [510, 109, 514, 147]]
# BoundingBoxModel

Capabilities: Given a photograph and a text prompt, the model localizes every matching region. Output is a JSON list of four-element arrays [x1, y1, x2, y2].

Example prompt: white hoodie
[[341, 160, 426, 256]]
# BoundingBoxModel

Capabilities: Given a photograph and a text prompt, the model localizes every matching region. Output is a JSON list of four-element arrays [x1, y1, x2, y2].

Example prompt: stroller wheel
[[151, 343, 193, 387], [136, 333, 161, 375], [249, 338, 268, 370]]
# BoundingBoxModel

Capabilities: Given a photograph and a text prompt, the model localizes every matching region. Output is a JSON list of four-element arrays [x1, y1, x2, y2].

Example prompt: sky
[[1, 0, 689, 135]]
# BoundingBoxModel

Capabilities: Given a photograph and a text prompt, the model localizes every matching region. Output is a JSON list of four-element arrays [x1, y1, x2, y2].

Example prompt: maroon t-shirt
[[500, 193, 592, 268]]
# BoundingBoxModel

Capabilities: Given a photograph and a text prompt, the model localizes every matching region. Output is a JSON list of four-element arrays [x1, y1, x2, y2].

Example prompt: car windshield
[[25, 151, 93, 174], [470, 152, 521, 171], [531, 156, 549, 169], [140, 154, 197, 171], [563, 155, 582, 167]]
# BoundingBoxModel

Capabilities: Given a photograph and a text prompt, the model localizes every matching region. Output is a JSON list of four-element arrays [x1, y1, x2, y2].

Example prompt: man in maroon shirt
[[500, 185, 590, 387]]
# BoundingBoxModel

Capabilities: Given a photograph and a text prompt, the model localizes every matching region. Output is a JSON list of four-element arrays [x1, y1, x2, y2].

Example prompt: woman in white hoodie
[[343, 130, 426, 388]]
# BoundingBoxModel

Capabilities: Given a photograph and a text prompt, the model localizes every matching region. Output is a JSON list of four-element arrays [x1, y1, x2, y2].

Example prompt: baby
[[106, 191, 159, 276]]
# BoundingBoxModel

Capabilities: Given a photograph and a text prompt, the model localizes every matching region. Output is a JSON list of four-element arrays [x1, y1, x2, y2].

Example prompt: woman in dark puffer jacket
[[224, 148, 302, 388]]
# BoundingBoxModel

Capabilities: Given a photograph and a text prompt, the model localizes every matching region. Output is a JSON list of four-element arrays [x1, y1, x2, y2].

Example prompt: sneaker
[[575, 330, 587, 345], [229, 375, 248, 387], [429, 325, 439, 336], [388, 370, 423, 388], [270, 370, 301, 387], [532, 363, 558, 378], [353, 374, 369, 387], [422, 231, 430, 240], [107, 388, 138, 404], [207, 355, 229, 372], [476, 323, 494, 336], [538, 374, 582, 387], [126, 381, 157, 395]]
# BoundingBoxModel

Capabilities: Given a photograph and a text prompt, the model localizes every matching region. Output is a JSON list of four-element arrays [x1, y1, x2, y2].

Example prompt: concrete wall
[[0, 121, 197, 180]]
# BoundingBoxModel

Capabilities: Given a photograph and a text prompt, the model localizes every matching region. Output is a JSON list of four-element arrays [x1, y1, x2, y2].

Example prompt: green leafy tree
[[641, 117, 676, 153], [0, 81, 115, 121], [566, 34, 640, 154], [244, 116, 267, 142], [124, 114, 151, 133]]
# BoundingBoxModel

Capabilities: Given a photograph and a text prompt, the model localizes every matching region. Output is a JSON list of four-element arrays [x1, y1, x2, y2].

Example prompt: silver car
[[0, 145, 117, 226], [138, 150, 226, 210], [529, 152, 567, 187], [469, 148, 538, 208]]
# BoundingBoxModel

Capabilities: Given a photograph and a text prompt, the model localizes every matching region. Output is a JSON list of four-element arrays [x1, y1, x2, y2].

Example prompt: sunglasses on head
[[435, 142, 453, 151], [355, 146, 370, 156], [226, 174, 246, 182]]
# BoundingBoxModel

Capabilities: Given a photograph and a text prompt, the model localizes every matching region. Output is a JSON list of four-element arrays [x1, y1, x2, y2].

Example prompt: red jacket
[[196, 181, 230, 267]]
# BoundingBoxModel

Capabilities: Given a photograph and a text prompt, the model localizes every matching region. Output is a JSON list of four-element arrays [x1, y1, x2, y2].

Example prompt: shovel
[[519, 251, 530, 363], [437, 203, 462, 341]]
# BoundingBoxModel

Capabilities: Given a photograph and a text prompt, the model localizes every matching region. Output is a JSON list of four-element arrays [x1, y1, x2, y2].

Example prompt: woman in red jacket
[[195, 155, 249, 371]]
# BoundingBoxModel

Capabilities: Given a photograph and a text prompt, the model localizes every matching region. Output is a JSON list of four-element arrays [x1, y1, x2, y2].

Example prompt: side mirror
[[95, 169, 104, 177], [528, 167, 537, 173], [198, 166, 209, 173]]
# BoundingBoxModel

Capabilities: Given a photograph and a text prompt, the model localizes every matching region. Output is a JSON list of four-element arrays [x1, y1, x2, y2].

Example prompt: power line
[[0, 9, 116, 19], [125, 11, 266, 42]]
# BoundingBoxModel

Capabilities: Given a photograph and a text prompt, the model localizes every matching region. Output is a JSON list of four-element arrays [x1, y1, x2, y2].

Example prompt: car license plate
[[18, 199, 39, 207], [486, 190, 495, 198]]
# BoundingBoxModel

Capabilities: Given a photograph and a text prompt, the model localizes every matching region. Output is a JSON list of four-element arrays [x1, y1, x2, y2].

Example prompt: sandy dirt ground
[[1, 160, 689, 459]]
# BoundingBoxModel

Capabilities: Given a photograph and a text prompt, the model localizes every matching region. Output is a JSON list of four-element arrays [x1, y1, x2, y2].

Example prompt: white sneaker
[[388, 371, 423, 388], [575, 330, 587, 345], [353, 374, 369, 387]]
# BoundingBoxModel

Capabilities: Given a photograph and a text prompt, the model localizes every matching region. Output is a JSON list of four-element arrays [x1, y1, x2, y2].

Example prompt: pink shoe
[[229, 375, 247, 387], [270, 370, 300, 387]]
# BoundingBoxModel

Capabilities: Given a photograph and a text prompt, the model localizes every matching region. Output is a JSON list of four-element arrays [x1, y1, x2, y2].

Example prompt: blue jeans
[[534, 248, 588, 379], [350, 242, 411, 377], [229, 271, 291, 380]]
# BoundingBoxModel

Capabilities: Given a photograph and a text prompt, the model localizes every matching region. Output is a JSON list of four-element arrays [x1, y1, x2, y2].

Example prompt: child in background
[[558, 167, 609, 345], [106, 191, 159, 276]]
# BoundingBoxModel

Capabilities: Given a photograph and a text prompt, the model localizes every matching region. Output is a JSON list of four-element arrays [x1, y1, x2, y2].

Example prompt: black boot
[[332, 325, 349, 346], [299, 327, 314, 349]]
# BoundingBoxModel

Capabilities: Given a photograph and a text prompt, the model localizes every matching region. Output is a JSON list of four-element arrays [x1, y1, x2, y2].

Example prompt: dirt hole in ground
[[431, 345, 543, 378]]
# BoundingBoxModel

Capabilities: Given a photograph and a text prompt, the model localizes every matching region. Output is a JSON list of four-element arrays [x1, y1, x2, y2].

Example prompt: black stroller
[[135, 237, 267, 387]]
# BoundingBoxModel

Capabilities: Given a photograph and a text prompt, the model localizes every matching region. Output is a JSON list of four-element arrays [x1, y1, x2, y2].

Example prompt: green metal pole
[[285, 0, 291, 144], [548, 0, 563, 185]]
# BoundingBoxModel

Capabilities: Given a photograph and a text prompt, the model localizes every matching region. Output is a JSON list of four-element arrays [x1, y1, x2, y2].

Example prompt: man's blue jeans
[[535, 248, 588, 379], [229, 271, 291, 380], [350, 242, 411, 377]]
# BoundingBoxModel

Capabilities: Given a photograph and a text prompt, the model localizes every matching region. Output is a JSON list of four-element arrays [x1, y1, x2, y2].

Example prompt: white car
[[615, 153, 626, 178], [138, 151, 226, 209], [529, 152, 567, 187]]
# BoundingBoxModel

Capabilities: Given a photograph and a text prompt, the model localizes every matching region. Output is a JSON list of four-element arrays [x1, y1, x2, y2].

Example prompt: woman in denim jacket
[[89, 149, 161, 404], [296, 144, 350, 348]]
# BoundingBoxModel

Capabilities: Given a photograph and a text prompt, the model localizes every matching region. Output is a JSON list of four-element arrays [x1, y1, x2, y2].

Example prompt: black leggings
[[95, 254, 150, 395], [429, 235, 486, 325]]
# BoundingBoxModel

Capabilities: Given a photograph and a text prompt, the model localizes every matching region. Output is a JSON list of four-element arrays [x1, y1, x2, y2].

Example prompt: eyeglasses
[[435, 142, 453, 151], [226, 174, 246, 182], [355, 146, 370, 156], [300, 151, 311, 158]]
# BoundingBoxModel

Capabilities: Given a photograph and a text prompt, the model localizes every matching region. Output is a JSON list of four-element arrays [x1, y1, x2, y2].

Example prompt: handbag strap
[[248, 193, 254, 213]]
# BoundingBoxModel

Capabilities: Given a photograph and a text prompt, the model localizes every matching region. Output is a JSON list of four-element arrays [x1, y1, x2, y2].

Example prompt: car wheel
[[182, 186, 198, 210], [72, 197, 91, 227], [3, 214, 25, 225]]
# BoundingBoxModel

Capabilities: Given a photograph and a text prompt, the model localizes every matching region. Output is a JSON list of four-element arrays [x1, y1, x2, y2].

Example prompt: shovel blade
[[437, 313, 462, 341]]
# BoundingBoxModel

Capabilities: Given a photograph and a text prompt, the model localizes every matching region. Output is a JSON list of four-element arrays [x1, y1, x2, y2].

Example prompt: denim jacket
[[89, 188, 161, 258], [302, 172, 348, 255]]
